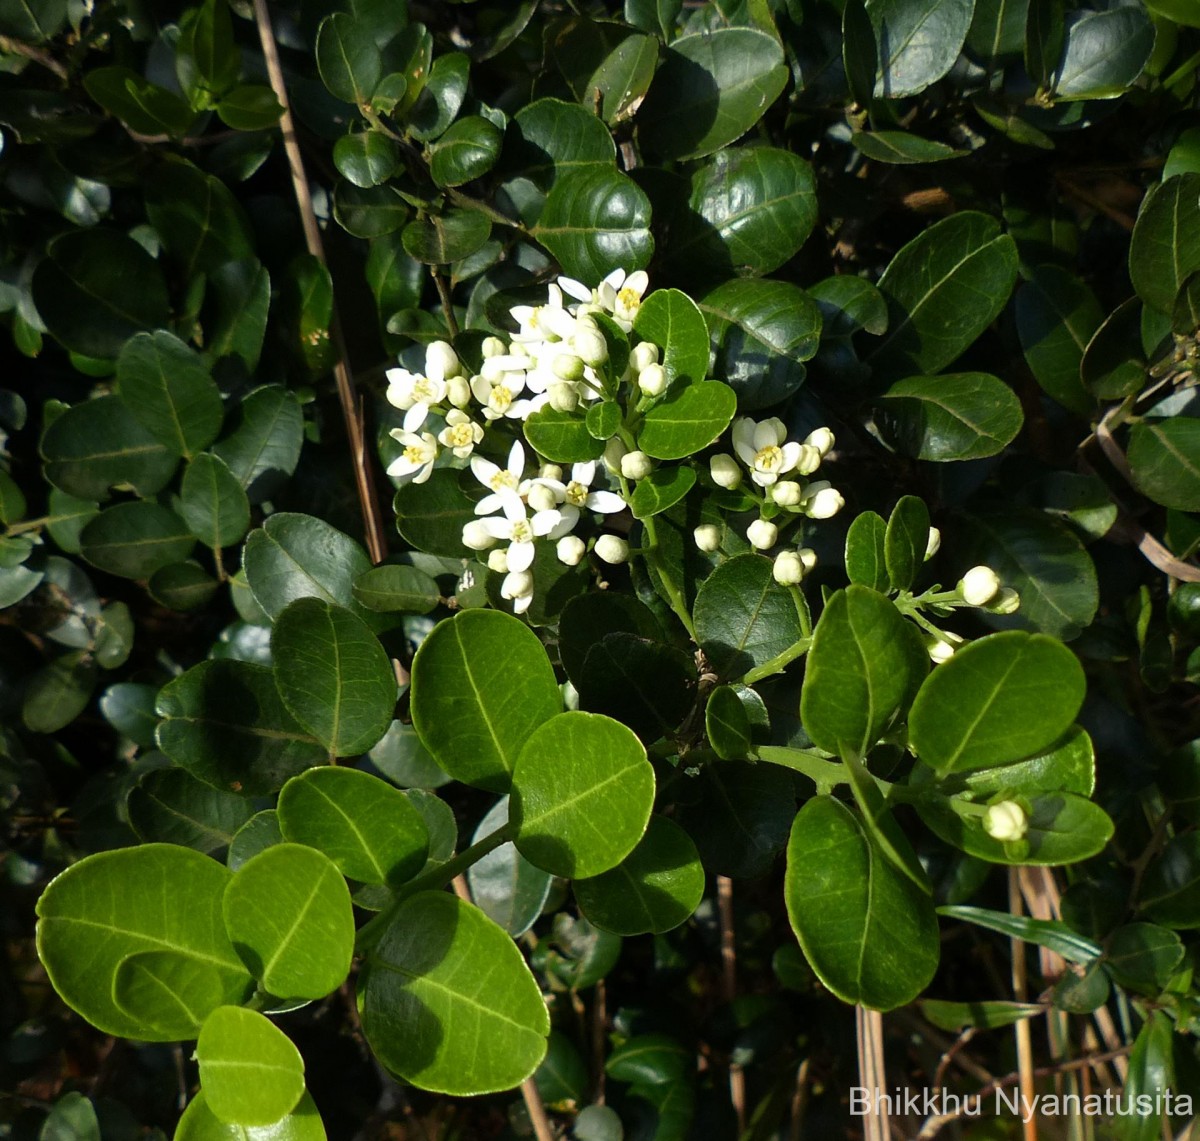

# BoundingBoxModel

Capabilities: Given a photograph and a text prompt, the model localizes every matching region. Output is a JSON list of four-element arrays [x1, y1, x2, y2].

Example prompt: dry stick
[[521, 1078, 556, 1141], [592, 978, 608, 1106], [1008, 868, 1039, 1141], [717, 875, 746, 1133], [856, 1006, 890, 1141], [788, 1057, 811, 1141], [250, 0, 388, 566]]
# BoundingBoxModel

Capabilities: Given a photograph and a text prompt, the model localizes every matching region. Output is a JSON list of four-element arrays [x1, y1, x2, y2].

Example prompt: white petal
[[558, 276, 593, 302], [751, 470, 776, 487], [507, 541, 535, 573], [510, 305, 536, 323], [753, 420, 777, 451], [547, 505, 580, 540], [778, 441, 803, 473], [512, 592, 533, 614], [500, 492, 528, 523], [480, 517, 514, 539], [732, 417, 756, 458], [413, 462, 434, 485], [625, 270, 649, 297], [475, 492, 505, 516], [387, 456, 418, 478], [506, 439, 526, 478], [471, 455, 501, 488], [403, 404, 429, 433], [531, 509, 562, 537], [585, 490, 627, 514], [572, 461, 597, 486], [603, 268, 626, 290]]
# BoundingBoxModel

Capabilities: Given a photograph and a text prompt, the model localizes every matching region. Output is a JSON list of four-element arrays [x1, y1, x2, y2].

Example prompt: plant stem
[[740, 637, 811, 685], [756, 745, 845, 793]]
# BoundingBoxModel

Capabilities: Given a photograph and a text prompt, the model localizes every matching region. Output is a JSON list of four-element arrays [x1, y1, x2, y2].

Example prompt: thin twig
[[592, 978, 607, 1106], [717, 876, 746, 1132], [432, 268, 460, 338], [521, 1077, 555, 1141], [1008, 868, 1039, 1141], [857, 1006, 890, 1141], [789, 1058, 811, 1141], [0, 35, 67, 79], [250, 0, 388, 565]]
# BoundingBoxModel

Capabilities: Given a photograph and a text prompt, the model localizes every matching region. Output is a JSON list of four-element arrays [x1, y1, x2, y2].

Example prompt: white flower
[[770, 481, 803, 507], [960, 565, 1001, 607], [477, 493, 563, 574], [462, 519, 497, 551], [637, 363, 667, 397], [471, 439, 529, 515], [425, 341, 461, 382], [386, 367, 447, 420], [510, 283, 577, 344], [620, 451, 653, 480], [710, 453, 742, 490], [595, 534, 629, 564], [600, 269, 650, 329], [630, 342, 659, 373], [471, 369, 542, 422], [983, 801, 1028, 842], [693, 524, 721, 552], [437, 410, 484, 459], [387, 406, 439, 484], [925, 527, 941, 561], [732, 417, 808, 487], [556, 535, 586, 566], [773, 550, 805, 585], [534, 460, 626, 516], [804, 427, 835, 457], [501, 569, 535, 615], [747, 519, 778, 550], [802, 482, 844, 519]]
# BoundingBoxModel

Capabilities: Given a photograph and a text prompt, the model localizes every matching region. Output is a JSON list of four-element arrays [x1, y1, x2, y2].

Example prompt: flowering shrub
[[2, 0, 1200, 1138]]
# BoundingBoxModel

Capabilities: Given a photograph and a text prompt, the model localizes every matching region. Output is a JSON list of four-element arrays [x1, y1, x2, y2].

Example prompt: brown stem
[[1008, 868, 1039, 1141], [249, 0, 388, 565], [717, 876, 746, 1132], [521, 1078, 555, 1141]]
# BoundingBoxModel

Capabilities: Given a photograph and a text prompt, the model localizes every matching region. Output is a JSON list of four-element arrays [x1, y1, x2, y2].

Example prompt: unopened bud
[[630, 342, 660, 373], [500, 570, 534, 602], [553, 353, 585, 382], [487, 549, 509, 573], [556, 535, 586, 566], [548, 382, 579, 413], [794, 445, 822, 477], [603, 437, 628, 474], [771, 480, 803, 507], [637, 363, 667, 396], [798, 548, 818, 572], [710, 453, 743, 490], [924, 527, 941, 561], [929, 639, 956, 665], [540, 464, 563, 481], [425, 340, 460, 381], [983, 800, 1028, 842], [804, 427, 835, 457], [803, 484, 845, 520], [960, 565, 1001, 607], [527, 484, 558, 514], [594, 534, 629, 564], [462, 520, 496, 551], [747, 519, 778, 551], [693, 524, 721, 552], [988, 587, 1020, 615], [621, 451, 653, 480], [446, 375, 472, 408], [772, 550, 805, 585], [481, 336, 507, 359], [575, 328, 608, 368]]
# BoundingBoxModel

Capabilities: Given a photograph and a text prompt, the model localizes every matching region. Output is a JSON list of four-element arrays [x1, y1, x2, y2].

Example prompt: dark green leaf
[[394, 470, 479, 558], [402, 209, 492, 264], [83, 68, 195, 136], [1130, 175, 1200, 316], [507, 98, 616, 193], [851, 131, 966, 163], [1129, 419, 1200, 511], [316, 13, 381, 105], [212, 386, 304, 503], [1053, 6, 1155, 101], [868, 0, 974, 98], [550, 18, 659, 125], [408, 52, 469, 140], [206, 259, 271, 372], [215, 86, 284, 130], [637, 381, 736, 460], [80, 502, 195, 579], [1080, 297, 1145, 400], [845, 511, 889, 592], [180, 454, 251, 550], [22, 651, 96, 734], [148, 561, 219, 611], [1025, 0, 1063, 87], [523, 407, 605, 463], [353, 564, 440, 614], [880, 373, 1024, 461], [145, 160, 254, 275], [705, 685, 752, 759], [429, 116, 503, 188], [630, 465, 696, 519], [577, 632, 696, 743], [465, 796, 552, 937], [127, 768, 251, 854]]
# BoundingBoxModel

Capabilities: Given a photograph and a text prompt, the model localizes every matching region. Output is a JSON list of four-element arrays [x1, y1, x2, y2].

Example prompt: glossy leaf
[[277, 766, 428, 886], [174, 1092, 325, 1141], [851, 131, 965, 163], [180, 454, 251, 550], [1129, 175, 1200, 316], [705, 686, 752, 760], [868, 0, 974, 98], [511, 711, 655, 878], [694, 553, 805, 680], [1127, 418, 1200, 512], [908, 630, 1086, 773], [36, 845, 252, 1040], [361, 892, 550, 1095], [880, 372, 1024, 461], [465, 796, 552, 938], [112, 952, 227, 1042], [574, 816, 705, 936], [429, 116, 503, 188], [332, 131, 398, 188], [211, 387, 304, 504], [523, 408, 605, 463], [222, 844, 354, 1000], [637, 381, 737, 460], [402, 209, 491, 265], [633, 289, 711, 389], [80, 503, 195, 580], [630, 466, 697, 519], [845, 511, 891, 592], [352, 564, 440, 614], [316, 14, 381, 105], [507, 98, 616, 193], [127, 768, 252, 854], [1053, 6, 1155, 101], [869, 212, 1018, 378], [550, 18, 658, 125], [884, 496, 930, 593], [801, 586, 928, 757], [156, 660, 325, 796], [196, 1006, 305, 1126], [786, 797, 939, 1010], [410, 609, 562, 792], [636, 28, 788, 161], [394, 470, 479, 558]]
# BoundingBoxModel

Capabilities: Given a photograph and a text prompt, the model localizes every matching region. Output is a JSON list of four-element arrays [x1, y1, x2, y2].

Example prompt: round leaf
[[113, 951, 227, 1041], [465, 796, 552, 938], [574, 816, 705, 936], [276, 766, 428, 886], [196, 1006, 305, 1126], [523, 407, 605, 463], [180, 453, 251, 550], [632, 288, 710, 388], [880, 373, 1024, 461], [175, 1091, 325, 1141], [316, 13, 381, 105], [869, 0, 974, 98], [35, 845, 252, 1040], [222, 844, 354, 1000], [80, 502, 195, 580], [429, 116, 503, 188], [402, 209, 491, 264], [361, 892, 550, 1095], [127, 768, 253, 854], [908, 630, 1086, 774], [637, 380, 736, 460], [410, 609, 562, 792]]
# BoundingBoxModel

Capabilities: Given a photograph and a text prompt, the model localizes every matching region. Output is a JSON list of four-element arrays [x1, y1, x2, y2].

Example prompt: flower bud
[[928, 639, 956, 665], [798, 548, 818, 572], [710, 453, 743, 490], [487, 548, 509, 573], [425, 340, 460, 381], [747, 519, 778, 550], [804, 427, 835, 457], [548, 382, 579, 413], [794, 444, 822, 477], [924, 526, 941, 561], [621, 450, 653, 480], [603, 437, 628, 474], [527, 484, 558, 514], [637, 363, 667, 397], [462, 520, 496, 550], [500, 570, 534, 603], [595, 534, 629, 564], [630, 342, 660, 373], [772, 550, 805, 585], [553, 353, 585, 383], [575, 328, 608, 368], [446, 375, 472, 408], [556, 535, 586, 566], [540, 463, 563, 481], [988, 587, 1020, 615], [771, 480, 803, 507], [803, 484, 845, 520], [693, 524, 721, 552], [960, 565, 1001, 607], [481, 336, 507, 359], [983, 801, 1028, 842]]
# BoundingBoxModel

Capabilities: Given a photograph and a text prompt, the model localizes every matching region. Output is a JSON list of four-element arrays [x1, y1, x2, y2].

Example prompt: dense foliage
[[2, 0, 1200, 1137]]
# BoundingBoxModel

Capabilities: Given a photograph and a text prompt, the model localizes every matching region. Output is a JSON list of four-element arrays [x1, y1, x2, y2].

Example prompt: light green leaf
[[884, 495, 930, 593], [35, 845, 252, 1040], [277, 766, 428, 886], [785, 797, 939, 1010], [174, 1091, 325, 1141], [511, 711, 655, 878], [222, 844, 354, 1000], [908, 630, 1086, 773], [629, 465, 696, 519], [880, 373, 1024, 461], [637, 380, 736, 460], [410, 609, 562, 792], [113, 953, 226, 1041], [361, 892, 550, 1095], [633, 289, 711, 388], [196, 1006, 305, 1126], [39, 1094, 98, 1141]]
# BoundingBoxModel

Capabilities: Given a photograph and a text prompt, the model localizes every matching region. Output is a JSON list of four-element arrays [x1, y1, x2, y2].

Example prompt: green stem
[[4, 516, 48, 537], [756, 746, 846, 794], [355, 822, 515, 955], [740, 637, 811, 686], [789, 584, 812, 639], [640, 511, 698, 640]]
